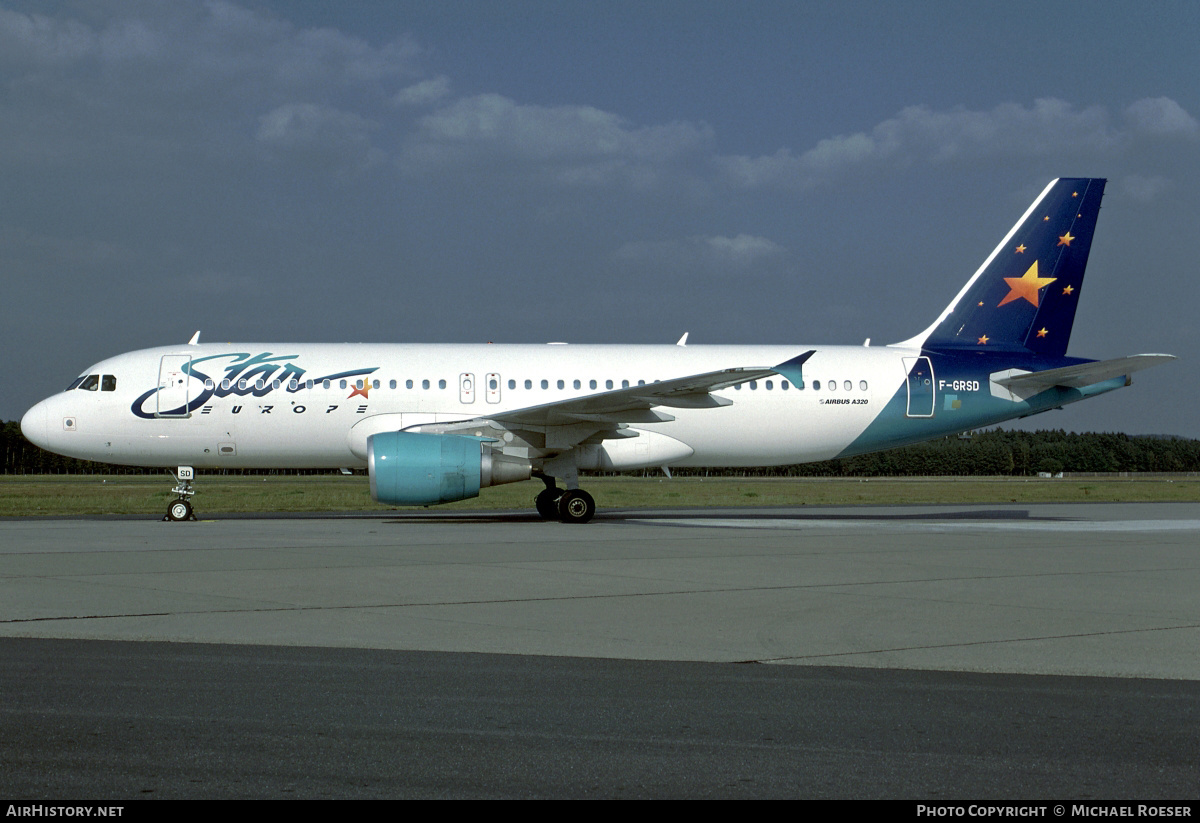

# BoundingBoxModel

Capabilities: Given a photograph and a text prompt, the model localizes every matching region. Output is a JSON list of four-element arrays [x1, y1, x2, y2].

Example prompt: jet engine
[[367, 431, 531, 506]]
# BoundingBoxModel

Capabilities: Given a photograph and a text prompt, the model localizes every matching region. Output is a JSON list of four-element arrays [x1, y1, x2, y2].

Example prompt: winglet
[[187, 331, 201, 346], [676, 332, 689, 347], [772, 350, 816, 386]]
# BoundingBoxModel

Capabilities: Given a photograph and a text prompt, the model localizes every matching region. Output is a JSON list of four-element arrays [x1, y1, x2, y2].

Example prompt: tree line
[[3, 419, 1199, 477], [674, 429, 1200, 477]]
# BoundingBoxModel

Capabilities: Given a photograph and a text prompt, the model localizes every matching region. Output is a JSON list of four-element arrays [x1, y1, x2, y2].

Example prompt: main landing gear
[[533, 475, 596, 524], [165, 466, 197, 522]]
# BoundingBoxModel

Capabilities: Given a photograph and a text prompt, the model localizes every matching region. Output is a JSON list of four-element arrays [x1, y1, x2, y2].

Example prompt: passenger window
[[828, 380, 836, 391], [438, 379, 446, 389], [860, 380, 868, 391], [256, 380, 265, 391], [765, 380, 773, 390], [339, 380, 347, 390], [812, 381, 820, 391], [557, 380, 565, 389], [750, 381, 758, 390], [204, 379, 214, 391], [79, 375, 99, 391], [508, 379, 516, 390], [101, 375, 117, 391], [589, 380, 597, 389], [422, 379, 430, 390], [289, 379, 299, 391], [606, 380, 613, 390], [573, 379, 581, 389], [389, 380, 396, 390], [323, 379, 331, 390], [406, 379, 414, 389], [238, 379, 248, 390], [525, 379, 532, 389], [622, 380, 629, 389], [372, 379, 380, 390], [541, 379, 548, 389], [782, 380, 790, 390]]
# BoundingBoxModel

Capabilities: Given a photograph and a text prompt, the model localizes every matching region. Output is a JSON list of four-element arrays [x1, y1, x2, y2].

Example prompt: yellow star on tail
[[998, 261, 1057, 308]]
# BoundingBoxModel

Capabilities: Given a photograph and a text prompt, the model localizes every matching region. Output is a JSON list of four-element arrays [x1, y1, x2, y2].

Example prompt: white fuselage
[[21, 342, 907, 471]]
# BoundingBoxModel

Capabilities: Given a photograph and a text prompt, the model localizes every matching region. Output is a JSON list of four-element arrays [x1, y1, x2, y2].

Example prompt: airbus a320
[[21, 178, 1174, 522]]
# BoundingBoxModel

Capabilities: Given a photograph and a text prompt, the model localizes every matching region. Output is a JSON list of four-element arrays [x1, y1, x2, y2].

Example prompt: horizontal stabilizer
[[991, 354, 1175, 400]]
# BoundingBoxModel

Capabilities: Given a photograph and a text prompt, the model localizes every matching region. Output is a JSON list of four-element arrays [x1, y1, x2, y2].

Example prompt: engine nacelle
[[367, 431, 531, 506]]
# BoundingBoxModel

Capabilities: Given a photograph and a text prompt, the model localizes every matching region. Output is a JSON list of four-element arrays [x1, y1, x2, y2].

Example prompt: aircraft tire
[[535, 489, 562, 520], [167, 499, 193, 522], [557, 489, 595, 524]]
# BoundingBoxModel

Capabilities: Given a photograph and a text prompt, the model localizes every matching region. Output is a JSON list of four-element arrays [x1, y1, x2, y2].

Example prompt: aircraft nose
[[20, 399, 51, 451]]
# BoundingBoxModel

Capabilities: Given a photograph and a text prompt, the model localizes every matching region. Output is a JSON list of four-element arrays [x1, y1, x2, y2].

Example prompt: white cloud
[[393, 75, 452, 107], [716, 97, 1196, 191], [1123, 97, 1200, 137], [615, 234, 786, 272], [417, 93, 710, 159], [0, 7, 96, 67], [704, 234, 786, 266], [401, 93, 713, 187], [256, 103, 383, 167], [1121, 174, 1172, 202]]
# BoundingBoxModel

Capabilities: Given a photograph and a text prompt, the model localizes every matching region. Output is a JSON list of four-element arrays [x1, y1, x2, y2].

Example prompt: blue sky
[[3, 0, 1198, 436]]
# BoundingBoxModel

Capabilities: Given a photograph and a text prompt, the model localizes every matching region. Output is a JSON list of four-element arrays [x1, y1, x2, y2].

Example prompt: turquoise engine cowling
[[367, 431, 530, 506]]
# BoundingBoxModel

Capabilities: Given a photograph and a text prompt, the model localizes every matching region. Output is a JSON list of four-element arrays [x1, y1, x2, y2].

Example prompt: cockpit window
[[78, 374, 100, 391], [66, 376, 87, 391], [101, 375, 116, 391]]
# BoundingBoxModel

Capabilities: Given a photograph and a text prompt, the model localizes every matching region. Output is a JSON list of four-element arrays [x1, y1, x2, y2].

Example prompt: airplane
[[20, 178, 1175, 523]]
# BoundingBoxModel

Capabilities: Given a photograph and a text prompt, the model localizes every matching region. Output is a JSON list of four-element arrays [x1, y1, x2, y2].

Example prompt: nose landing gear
[[164, 466, 197, 522]]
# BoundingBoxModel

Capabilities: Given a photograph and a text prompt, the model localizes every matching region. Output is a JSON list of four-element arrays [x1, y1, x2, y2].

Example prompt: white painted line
[[634, 518, 1200, 533]]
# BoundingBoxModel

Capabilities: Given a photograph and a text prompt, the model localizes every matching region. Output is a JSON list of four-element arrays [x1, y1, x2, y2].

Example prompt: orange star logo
[[1062, 285, 1074, 296], [1037, 328, 1048, 338], [977, 335, 989, 345], [1058, 232, 1074, 247], [1015, 244, 1026, 253], [998, 261, 1057, 308], [349, 381, 370, 399]]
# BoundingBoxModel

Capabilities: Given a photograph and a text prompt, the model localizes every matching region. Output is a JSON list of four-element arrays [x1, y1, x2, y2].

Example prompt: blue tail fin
[[896, 178, 1105, 357]]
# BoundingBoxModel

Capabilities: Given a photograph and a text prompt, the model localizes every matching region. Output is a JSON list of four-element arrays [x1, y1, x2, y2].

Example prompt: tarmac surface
[[2, 503, 1199, 798]]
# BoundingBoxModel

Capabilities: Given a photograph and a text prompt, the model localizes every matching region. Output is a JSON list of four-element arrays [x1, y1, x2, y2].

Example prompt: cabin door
[[903, 356, 935, 418], [157, 355, 193, 418]]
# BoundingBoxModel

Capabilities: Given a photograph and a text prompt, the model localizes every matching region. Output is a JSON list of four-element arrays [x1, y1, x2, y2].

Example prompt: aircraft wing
[[412, 351, 816, 451], [991, 354, 1176, 396], [486, 366, 773, 427]]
